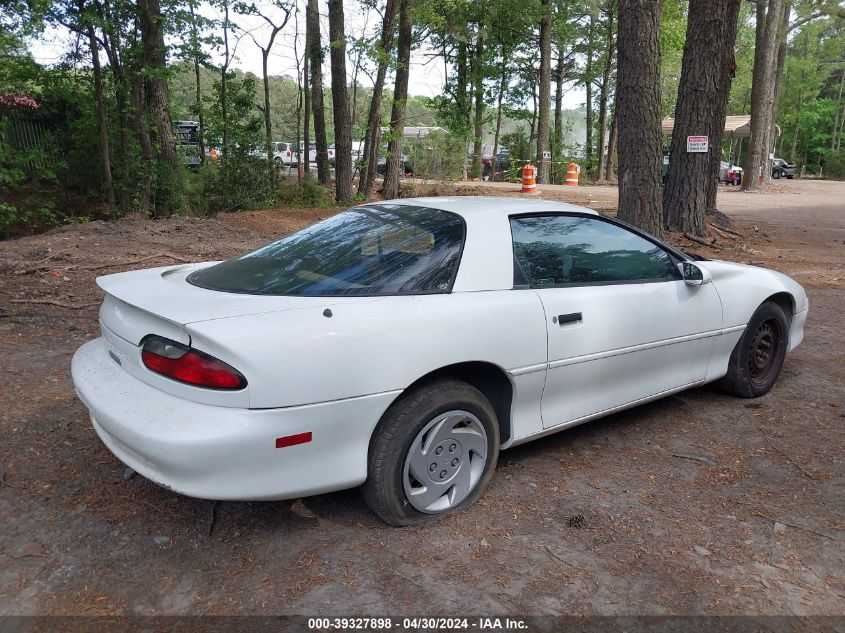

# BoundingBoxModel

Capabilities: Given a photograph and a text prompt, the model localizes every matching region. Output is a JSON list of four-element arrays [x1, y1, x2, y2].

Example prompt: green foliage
[[501, 129, 530, 161], [404, 130, 467, 181], [197, 153, 277, 213], [826, 150, 845, 179], [277, 173, 332, 208]]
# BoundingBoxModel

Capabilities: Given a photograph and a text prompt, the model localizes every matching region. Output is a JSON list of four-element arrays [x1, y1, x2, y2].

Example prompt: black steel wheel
[[719, 301, 789, 398]]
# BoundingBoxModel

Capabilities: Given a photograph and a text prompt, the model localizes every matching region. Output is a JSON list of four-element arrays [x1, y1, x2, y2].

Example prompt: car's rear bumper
[[72, 338, 400, 501]]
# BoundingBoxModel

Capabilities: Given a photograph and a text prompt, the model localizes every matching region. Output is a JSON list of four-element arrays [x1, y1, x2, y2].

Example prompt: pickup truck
[[772, 158, 796, 179]]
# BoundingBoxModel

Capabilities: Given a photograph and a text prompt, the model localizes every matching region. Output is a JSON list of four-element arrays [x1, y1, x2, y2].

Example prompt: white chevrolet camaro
[[72, 197, 808, 525]]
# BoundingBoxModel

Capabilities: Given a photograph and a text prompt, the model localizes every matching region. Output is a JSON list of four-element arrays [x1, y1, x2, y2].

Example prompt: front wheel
[[719, 301, 789, 398], [361, 378, 500, 526], [772, 170, 781, 179]]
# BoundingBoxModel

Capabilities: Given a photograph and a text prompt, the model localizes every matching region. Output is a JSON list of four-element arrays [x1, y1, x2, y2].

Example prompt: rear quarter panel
[[187, 290, 548, 409]]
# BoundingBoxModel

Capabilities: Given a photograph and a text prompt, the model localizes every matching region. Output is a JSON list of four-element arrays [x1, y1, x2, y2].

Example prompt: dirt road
[[0, 179, 842, 617]]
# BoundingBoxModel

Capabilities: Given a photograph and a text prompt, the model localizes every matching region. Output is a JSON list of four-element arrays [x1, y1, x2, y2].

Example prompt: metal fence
[[0, 113, 51, 177]]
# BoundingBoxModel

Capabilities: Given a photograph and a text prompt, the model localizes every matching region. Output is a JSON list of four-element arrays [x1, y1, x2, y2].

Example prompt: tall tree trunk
[[664, 0, 741, 236], [139, 0, 179, 215], [789, 32, 808, 162], [616, 0, 663, 237], [492, 56, 507, 181], [833, 68, 844, 154], [262, 50, 275, 176], [605, 96, 618, 180], [189, 1, 205, 166], [456, 42, 470, 131], [471, 23, 485, 180], [307, 0, 329, 184], [221, 0, 230, 157], [596, 3, 615, 181], [554, 44, 564, 157], [585, 12, 595, 171], [764, 0, 791, 184], [382, 0, 411, 199], [743, 0, 785, 192], [359, 0, 398, 195], [87, 23, 115, 208], [529, 84, 537, 159], [303, 19, 310, 177], [328, 0, 353, 201], [193, 59, 206, 165], [536, 0, 552, 183], [100, 26, 131, 208], [131, 75, 153, 213]]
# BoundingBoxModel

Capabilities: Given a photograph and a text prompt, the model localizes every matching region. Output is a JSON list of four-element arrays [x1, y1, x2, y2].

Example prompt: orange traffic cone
[[521, 164, 537, 193], [565, 163, 580, 186]]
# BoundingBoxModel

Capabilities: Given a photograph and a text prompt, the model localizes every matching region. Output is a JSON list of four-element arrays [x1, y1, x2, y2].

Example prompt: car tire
[[719, 301, 790, 398], [772, 170, 781, 179], [361, 378, 500, 526]]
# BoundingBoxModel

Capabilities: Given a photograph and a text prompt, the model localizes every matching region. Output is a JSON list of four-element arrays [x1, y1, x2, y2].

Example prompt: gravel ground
[[0, 180, 842, 617]]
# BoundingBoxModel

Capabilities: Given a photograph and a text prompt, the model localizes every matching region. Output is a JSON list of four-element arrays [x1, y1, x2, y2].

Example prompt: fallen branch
[[11, 298, 100, 310], [15, 251, 192, 275], [206, 500, 219, 537], [708, 224, 737, 241], [683, 233, 717, 247], [708, 222, 740, 236], [672, 453, 717, 467], [544, 544, 575, 566], [83, 252, 191, 271], [749, 510, 844, 543], [759, 428, 817, 480]]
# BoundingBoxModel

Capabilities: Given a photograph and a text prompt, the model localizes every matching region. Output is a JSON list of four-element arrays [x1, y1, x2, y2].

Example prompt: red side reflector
[[275, 432, 312, 449]]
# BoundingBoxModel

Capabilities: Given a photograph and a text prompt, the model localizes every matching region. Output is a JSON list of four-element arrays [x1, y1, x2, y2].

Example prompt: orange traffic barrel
[[521, 164, 537, 193], [565, 163, 580, 186]]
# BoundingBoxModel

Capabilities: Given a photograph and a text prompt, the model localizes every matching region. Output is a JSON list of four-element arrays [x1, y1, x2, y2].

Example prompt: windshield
[[187, 205, 465, 296]]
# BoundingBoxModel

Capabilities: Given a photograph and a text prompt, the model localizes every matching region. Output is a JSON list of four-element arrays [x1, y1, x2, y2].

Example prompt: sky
[[25, 0, 586, 111]]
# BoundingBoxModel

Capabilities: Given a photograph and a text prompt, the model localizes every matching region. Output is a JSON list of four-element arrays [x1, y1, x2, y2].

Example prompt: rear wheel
[[361, 378, 500, 526], [719, 301, 789, 398]]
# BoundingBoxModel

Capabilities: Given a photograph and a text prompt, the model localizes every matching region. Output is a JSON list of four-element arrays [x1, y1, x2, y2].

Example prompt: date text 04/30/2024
[[307, 617, 528, 630]]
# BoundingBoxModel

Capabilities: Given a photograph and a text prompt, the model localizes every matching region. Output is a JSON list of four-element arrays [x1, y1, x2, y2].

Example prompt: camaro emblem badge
[[108, 350, 122, 366]]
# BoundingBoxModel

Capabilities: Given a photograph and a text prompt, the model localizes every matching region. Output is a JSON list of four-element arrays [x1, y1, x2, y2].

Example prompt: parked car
[[482, 150, 511, 180], [376, 154, 413, 176], [719, 161, 743, 186], [72, 197, 807, 526], [247, 142, 293, 165], [772, 158, 796, 179]]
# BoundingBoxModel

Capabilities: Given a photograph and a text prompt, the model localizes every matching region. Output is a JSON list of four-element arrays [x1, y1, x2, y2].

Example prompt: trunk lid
[[97, 263, 377, 341], [95, 263, 381, 408]]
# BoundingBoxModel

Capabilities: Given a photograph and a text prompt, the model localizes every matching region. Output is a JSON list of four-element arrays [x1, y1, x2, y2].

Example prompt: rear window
[[187, 205, 465, 296]]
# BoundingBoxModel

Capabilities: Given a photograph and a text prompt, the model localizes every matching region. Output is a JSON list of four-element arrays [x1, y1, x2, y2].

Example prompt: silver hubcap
[[402, 410, 488, 514]]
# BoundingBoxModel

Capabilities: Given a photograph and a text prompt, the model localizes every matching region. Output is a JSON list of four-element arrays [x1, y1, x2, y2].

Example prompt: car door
[[510, 214, 723, 429]]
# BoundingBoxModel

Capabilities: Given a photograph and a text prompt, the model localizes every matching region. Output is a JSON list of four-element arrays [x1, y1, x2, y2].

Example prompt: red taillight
[[141, 336, 246, 390]]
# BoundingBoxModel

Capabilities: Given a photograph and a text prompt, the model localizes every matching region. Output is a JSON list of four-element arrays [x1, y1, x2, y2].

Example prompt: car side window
[[510, 215, 678, 287]]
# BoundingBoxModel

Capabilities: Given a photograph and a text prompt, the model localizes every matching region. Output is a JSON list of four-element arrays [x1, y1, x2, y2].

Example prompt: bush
[[277, 173, 332, 208], [825, 150, 845, 180], [404, 131, 467, 182], [198, 152, 277, 213]]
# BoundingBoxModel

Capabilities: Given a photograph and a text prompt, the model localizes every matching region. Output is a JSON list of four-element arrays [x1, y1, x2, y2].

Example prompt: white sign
[[687, 135, 709, 153], [542, 150, 551, 160]]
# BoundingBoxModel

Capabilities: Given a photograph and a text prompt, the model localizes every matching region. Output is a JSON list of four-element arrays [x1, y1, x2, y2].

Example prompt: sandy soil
[[0, 179, 842, 616]]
